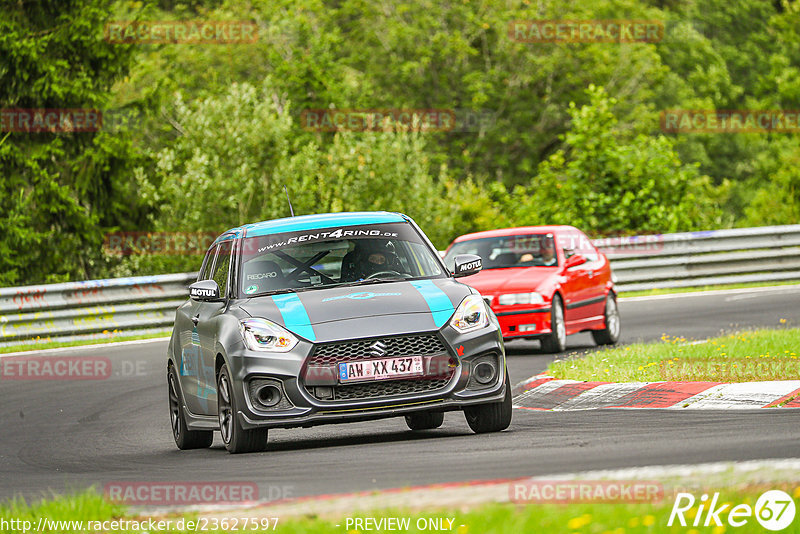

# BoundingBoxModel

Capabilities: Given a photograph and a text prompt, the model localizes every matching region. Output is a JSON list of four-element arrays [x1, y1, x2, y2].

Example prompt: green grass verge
[[0, 491, 126, 531], [0, 332, 170, 354], [4, 486, 800, 533], [549, 326, 800, 382], [619, 280, 800, 298]]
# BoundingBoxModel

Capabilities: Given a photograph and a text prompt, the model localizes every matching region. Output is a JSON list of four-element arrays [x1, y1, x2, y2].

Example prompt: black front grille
[[307, 334, 447, 366], [307, 376, 453, 401]]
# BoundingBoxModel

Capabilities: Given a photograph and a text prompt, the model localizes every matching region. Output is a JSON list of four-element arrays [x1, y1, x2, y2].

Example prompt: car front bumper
[[225, 322, 506, 430], [493, 305, 553, 339]]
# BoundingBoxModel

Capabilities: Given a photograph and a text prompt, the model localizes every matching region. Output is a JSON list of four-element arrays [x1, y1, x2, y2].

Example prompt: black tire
[[591, 292, 621, 346], [168, 365, 213, 450], [217, 364, 268, 454], [464, 372, 512, 434], [405, 411, 445, 431], [540, 295, 566, 353]]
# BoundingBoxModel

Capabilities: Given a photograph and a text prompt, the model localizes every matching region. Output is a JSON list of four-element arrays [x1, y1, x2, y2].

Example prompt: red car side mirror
[[563, 254, 587, 269]]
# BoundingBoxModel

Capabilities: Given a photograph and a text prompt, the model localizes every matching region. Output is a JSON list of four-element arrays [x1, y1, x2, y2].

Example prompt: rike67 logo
[[669, 490, 796, 531]]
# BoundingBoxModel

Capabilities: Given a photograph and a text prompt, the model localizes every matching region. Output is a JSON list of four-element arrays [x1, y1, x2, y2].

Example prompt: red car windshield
[[445, 234, 558, 270]]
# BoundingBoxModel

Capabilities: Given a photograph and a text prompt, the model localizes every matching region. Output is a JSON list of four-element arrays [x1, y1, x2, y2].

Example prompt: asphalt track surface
[[1, 286, 799, 502]]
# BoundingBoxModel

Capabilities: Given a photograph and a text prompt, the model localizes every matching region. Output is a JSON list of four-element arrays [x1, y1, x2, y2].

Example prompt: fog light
[[256, 384, 282, 408], [520, 324, 537, 332], [473, 361, 497, 385], [248, 378, 293, 411]]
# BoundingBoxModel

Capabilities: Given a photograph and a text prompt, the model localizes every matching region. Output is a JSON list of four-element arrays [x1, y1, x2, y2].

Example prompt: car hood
[[238, 278, 472, 342], [459, 267, 558, 295]]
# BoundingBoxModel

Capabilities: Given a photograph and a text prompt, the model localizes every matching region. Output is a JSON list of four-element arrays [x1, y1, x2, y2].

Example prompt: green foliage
[[0, 0, 146, 285], [743, 138, 800, 226], [515, 86, 722, 234], [275, 129, 450, 244], [140, 81, 294, 232], [4, 0, 800, 285], [126, 80, 468, 275]]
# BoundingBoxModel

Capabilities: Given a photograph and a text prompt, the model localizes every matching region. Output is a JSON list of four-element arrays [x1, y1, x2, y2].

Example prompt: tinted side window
[[561, 232, 598, 262], [212, 240, 233, 297], [578, 231, 599, 262], [198, 246, 217, 281]]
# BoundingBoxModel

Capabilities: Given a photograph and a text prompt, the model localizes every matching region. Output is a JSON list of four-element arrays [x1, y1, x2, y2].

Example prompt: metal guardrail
[[2, 225, 799, 346], [0, 273, 196, 346], [594, 224, 800, 292]]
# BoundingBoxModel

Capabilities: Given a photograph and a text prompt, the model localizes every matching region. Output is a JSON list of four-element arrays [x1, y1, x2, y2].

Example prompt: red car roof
[[450, 225, 580, 243]]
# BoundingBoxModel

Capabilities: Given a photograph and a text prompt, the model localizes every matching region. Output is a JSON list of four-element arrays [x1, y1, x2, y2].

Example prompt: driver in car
[[366, 251, 389, 271], [518, 235, 557, 266], [341, 241, 402, 281], [540, 235, 557, 266]]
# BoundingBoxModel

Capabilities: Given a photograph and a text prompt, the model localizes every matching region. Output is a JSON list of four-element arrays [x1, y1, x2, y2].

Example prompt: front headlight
[[450, 295, 489, 333], [239, 318, 298, 352], [497, 292, 545, 306]]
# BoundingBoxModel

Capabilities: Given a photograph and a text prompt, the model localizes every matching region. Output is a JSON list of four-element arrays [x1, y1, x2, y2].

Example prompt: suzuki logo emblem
[[368, 341, 387, 358]]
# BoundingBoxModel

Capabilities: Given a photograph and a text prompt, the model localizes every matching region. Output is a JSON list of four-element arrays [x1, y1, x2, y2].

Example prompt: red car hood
[[460, 267, 558, 295]]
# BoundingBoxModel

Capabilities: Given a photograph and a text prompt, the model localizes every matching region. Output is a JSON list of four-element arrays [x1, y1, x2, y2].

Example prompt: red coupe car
[[443, 226, 620, 353]]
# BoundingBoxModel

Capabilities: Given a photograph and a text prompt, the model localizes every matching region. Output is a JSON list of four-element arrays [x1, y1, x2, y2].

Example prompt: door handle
[[587, 270, 594, 278], [192, 314, 200, 326]]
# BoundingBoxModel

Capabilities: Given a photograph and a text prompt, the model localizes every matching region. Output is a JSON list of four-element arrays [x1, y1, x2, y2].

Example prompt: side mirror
[[453, 254, 483, 278], [564, 254, 587, 269], [189, 279, 221, 301]]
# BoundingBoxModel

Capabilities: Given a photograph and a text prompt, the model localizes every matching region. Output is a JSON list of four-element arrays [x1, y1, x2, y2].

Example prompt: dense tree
[[3, 0, 800, 285], [0, 0, 145, 285], [513, 86, 722, 234]]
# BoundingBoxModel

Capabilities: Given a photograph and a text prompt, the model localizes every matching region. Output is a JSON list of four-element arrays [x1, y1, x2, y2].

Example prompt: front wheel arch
[[215, 353, 226, 380]]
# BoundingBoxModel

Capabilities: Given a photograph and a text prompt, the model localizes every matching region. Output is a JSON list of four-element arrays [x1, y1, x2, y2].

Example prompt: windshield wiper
[[245, 277, 411, 297], [330, 277, 408, 288], [247, 287, 311, 298]]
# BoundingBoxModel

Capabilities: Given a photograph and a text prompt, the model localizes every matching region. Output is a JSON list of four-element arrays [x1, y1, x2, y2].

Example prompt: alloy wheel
[[218, 373, 233, 444], [168, 373, 181, 440]]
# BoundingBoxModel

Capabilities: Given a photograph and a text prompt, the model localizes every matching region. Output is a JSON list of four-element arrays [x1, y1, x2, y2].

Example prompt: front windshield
[[238, 222, 444, 296], [444, 233, 558, 270]]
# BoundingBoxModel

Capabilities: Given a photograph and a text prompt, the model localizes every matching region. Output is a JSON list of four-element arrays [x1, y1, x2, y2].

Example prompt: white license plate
[[338, 356, 424, 383]]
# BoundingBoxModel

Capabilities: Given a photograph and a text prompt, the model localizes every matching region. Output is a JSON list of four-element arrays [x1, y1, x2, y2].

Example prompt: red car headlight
[[497, 292, 545, 306]]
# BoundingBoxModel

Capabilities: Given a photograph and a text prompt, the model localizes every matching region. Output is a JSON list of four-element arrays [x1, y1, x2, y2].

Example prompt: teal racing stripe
[[271, 294, 316, 341], [410, 280, 455, 328]]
